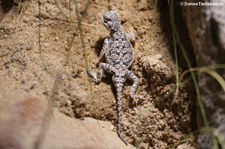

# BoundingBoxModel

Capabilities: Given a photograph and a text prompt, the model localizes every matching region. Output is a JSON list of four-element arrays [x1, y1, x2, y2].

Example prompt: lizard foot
[[127, 27, 136, 42], [131, 95, 143, 106], [87, 69, 97, 82]]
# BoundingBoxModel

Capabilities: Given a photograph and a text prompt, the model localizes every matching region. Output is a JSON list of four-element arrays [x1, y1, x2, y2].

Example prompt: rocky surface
[[183, 0, 225, 148], [0, 0, 196, 148], [0, 93, 134, 149]]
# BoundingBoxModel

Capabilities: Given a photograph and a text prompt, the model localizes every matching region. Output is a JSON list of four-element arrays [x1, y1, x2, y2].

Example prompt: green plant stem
[[169, 0, 179, 95], [168, 0, 209, 128]]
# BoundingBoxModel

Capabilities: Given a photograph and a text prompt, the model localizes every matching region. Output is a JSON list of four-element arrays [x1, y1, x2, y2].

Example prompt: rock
[[183, 0, 225, 148], [0, 95, 49, 149], [0, 93, 134, 149], [139, 54, 174, 79], [51, 72, 87, 119]]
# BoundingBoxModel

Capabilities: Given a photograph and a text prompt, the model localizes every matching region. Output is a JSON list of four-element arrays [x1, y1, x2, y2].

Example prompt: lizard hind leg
[[126, 70, 139, 104], [90, 63, 115, 84]]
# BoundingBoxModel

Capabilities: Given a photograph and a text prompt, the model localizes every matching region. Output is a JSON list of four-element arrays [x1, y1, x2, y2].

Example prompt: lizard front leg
[[126, 28, 136, 42], [96, 38, 109, 66], [87, 38, 109, 80]]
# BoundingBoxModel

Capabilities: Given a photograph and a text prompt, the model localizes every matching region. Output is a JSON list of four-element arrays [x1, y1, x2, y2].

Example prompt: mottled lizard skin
[[89, 10, 138, 144]]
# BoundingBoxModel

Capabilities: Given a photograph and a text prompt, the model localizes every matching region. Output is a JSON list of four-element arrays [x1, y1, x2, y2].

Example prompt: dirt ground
[[0, 0, 196, 148]]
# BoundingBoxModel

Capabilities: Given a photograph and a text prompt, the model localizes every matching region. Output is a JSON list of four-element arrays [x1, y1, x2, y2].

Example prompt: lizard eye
[[103, 17, 111, 23]]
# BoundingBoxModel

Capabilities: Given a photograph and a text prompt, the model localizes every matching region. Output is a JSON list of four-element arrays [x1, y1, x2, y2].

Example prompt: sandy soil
[[0, 0, 196, 148]]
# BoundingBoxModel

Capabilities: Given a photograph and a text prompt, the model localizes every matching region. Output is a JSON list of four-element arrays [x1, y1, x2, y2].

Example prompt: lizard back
[[105, 30, 134, 69]]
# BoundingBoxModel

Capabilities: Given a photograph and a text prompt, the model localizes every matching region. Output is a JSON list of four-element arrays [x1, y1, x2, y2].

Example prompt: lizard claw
[[131, 95, 143, 105], [87, 69, 97, 82], [127, 27, 136, 42]]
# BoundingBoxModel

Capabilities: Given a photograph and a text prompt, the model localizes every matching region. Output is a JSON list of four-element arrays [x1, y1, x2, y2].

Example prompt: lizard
[[88, 10, 138, 145]]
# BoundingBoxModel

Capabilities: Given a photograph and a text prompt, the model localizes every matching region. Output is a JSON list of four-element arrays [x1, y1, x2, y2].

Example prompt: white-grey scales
[[88, 10, 139, 145]]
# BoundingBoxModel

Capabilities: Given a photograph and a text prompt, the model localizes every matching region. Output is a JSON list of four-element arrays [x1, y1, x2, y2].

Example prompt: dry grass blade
[[38, 0, 49, 73], [199, 68, 225, 92], [54, 0, 96, 27], [15, 0, 28, 31], [73, 0, 94, 100], [164, 130, 199, 149], [34, 1, 54, 149], [213, 128, 225, 149], [203, 127, 225, 149], [180, 66, 225, 92], [54, 0, 69, 19]]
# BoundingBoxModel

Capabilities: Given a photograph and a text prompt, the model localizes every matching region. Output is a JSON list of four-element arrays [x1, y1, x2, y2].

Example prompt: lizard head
[[101, 10, 121, 31]]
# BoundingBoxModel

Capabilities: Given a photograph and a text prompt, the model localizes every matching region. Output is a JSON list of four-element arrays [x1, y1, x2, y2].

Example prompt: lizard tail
[[116, 83, 128, 145]]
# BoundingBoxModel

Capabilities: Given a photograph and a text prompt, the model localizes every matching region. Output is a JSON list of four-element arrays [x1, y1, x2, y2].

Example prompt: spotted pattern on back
[[106, 30, 134, 68]]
